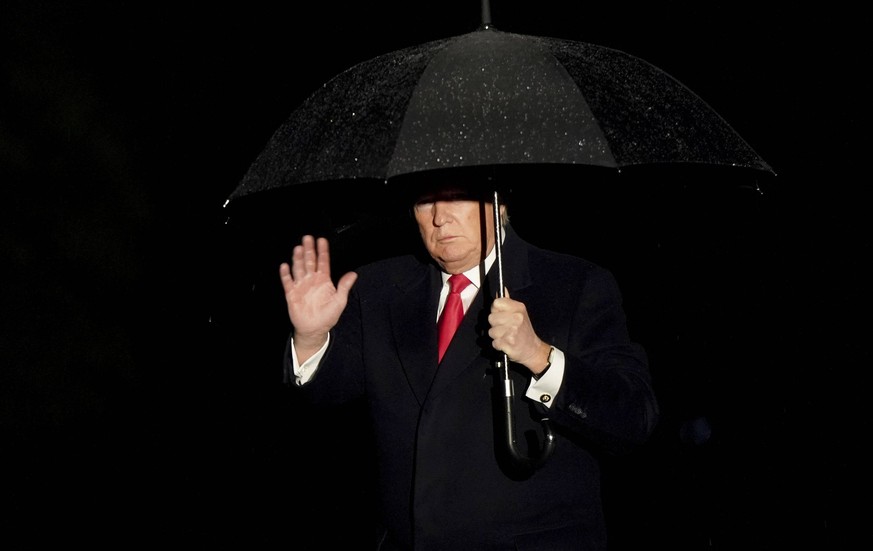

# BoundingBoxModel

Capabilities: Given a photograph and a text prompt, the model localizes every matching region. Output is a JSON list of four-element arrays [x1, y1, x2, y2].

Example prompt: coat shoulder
[[523, 239, 613, 283]]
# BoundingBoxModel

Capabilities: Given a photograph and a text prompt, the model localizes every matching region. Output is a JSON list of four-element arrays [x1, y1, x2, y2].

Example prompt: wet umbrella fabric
[[228, 27, 772, 204]]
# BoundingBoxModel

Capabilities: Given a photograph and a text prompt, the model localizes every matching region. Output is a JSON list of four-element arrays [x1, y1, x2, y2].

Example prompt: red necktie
[[437, 274, 472, 362]]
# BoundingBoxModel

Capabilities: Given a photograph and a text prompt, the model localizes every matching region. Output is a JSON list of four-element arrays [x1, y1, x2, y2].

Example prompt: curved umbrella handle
[[496, 352, 557, 471], [492, 192, 557, 471]]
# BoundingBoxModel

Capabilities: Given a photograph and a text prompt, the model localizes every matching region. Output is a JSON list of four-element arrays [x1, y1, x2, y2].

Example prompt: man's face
[[412, 186, 500, 274]]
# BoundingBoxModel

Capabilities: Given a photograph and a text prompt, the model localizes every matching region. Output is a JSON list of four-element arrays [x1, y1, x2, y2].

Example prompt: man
[[279, 182, 659, 550]]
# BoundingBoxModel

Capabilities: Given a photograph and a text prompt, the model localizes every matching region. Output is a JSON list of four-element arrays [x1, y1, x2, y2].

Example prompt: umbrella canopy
[[228, 26, 773, 204]]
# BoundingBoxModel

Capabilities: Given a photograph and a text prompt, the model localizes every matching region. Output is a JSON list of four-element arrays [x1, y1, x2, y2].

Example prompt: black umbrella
[[228, 22, 771, 203], [224, 4, 774, 471]]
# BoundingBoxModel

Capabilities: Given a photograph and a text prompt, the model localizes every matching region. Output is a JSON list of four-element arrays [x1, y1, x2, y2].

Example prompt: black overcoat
[[289, 226, 659, 550]]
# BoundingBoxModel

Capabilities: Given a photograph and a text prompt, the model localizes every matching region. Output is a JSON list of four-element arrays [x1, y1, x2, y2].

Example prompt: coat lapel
[[389, 265, 442, 406], [427, 226, 534, 400]]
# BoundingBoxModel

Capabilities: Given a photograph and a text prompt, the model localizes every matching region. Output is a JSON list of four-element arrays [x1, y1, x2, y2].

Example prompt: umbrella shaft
[[493, 191, 505, 299]]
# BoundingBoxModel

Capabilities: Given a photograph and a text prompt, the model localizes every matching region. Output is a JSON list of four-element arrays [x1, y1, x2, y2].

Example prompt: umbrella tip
[[479, 0, 493, 30]]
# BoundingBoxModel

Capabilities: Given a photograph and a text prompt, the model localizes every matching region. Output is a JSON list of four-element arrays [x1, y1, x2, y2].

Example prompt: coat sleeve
[[543, 265, 659, 455]]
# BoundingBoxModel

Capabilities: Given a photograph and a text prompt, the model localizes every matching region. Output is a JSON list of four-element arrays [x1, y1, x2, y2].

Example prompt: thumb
[[336, 271, 359, 297]]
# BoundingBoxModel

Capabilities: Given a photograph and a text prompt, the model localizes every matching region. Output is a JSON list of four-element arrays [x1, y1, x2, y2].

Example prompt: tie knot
[[448, 274, 471, 294]]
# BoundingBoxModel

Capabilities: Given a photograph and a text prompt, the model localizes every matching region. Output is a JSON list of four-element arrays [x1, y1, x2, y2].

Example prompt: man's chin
[[435, 253, 481, 273]]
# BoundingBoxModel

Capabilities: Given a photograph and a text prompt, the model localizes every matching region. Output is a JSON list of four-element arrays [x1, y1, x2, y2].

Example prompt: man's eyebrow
[[416, 190, 476, 202]]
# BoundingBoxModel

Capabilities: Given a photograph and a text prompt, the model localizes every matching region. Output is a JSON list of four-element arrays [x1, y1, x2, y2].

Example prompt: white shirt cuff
[[291, 334, 330, 386], [525, 347, 564, 408]]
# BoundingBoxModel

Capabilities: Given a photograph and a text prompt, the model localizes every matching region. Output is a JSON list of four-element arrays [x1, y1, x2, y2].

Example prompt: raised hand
[[279, 235, 358, 361]]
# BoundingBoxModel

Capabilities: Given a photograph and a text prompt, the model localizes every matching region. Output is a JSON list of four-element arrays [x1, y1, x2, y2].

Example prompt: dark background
[[2, 1, 867, 548]]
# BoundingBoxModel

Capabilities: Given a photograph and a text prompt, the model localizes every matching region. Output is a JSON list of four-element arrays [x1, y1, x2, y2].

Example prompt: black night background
[[2, 1, 868, 548]]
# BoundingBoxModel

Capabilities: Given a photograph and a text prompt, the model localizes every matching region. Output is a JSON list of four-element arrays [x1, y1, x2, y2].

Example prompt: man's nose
[[432, 201, 453, 225]]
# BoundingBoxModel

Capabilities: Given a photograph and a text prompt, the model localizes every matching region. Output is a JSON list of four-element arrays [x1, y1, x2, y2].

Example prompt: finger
[[488, 309, 509, 326], [488, 324, 508, 341], [489, 333, 515, 359], [279, 262, 292, 293], [302, 236, 318, 274], [279, 262, 291, 283], [316, 237, 331, 276], [491, 296, 514, 313], [291, 244, 306, 280]]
